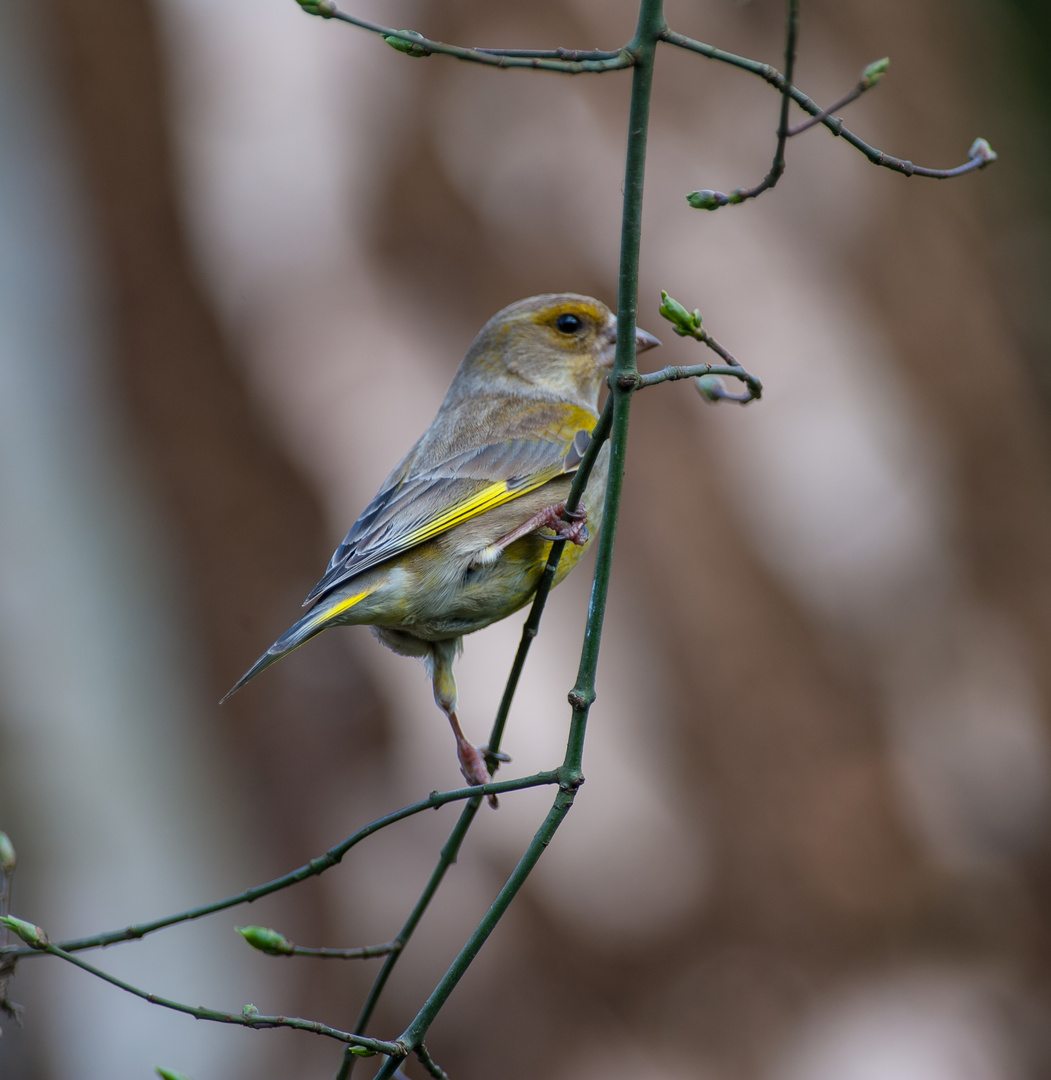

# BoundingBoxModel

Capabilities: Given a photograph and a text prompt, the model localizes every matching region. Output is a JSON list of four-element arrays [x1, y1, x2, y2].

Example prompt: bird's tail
[[221, 586, 376, 703]]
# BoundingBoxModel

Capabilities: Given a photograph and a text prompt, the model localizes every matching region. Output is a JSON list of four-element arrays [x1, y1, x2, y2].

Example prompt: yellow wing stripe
[[399, 464, 565, 548]]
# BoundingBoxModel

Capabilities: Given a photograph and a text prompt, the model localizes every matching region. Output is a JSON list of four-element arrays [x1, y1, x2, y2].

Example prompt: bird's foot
[[455, 735, 499, 809], [535, 502, 589, 545], [494, 503, 589, 552]]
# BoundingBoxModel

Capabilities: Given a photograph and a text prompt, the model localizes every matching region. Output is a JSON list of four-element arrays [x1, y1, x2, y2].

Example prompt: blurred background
[[2, 0, 1050, 1077]]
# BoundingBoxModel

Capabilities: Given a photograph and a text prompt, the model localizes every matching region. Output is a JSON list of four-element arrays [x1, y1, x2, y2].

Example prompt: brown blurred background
[[2, 0, 1050, 1077]]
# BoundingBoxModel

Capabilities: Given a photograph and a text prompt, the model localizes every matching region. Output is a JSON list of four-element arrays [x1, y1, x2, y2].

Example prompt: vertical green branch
[[369, 2, 666, 1076], [563, 0, 665, 773]]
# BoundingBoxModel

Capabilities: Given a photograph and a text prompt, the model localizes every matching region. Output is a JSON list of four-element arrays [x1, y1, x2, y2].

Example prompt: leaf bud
[[861, 57, 890, 88], [694, 374, 727, 403], [0, 831, 15, 874], [686, 189, 725, 211], [236, 925, 293, 955], [383, 30, 432, 57], [155, 1069, 193, 1080], [242, 1004, 260, 1018], [659, 290, 691, 330], [968, 137, 997, 166], [659, 291, 703, 339], [294, 0, 335, 15], [1, 915, 48, 949]]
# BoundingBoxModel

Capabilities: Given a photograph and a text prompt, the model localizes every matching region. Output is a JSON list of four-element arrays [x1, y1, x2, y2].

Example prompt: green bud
[[236, 925, 293, 955], [0, 831, 15, 874], [695, 374, 726, 403], [659, 290, 691, 327], [1, 915, 47, 949], [969, 137, 997, 165], [349, 1046, 377, 1058], [659, 291, 702, 338], [686, 189, 725, 211], [294, 0, 336, 15], [383, 30, 432, 57], [861, 57, 890, 88], [242, 1004, 260, 1018], [155, 1068, 193, 1080]]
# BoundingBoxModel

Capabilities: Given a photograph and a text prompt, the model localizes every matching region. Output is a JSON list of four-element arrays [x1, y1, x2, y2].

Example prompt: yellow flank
[[317, 585, 377, 623]]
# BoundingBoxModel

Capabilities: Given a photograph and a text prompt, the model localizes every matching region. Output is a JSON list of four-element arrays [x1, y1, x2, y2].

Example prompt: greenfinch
[[225, 294, 660, 802]]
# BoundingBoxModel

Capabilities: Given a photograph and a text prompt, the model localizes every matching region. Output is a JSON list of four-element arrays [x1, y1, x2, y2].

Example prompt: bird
[[224, 294, 660, 804]]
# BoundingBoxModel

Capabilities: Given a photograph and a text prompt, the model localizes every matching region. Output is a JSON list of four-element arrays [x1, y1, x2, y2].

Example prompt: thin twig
[[336, 799, 482, 1080], [786, 56, 889, 136], [33, 942, 402, 1053], [661, 29, 995, 182], [690, 0, 798, 209], [272, 942, 401, 960], [285, 942, 399, 959], [304, 3, 633, 73], [475, 47, 623, 61], [0, 773, 558, 963], [635, 362, 761, 397], [415, 1044, 451, 1080], [788, 85, 863, 136]]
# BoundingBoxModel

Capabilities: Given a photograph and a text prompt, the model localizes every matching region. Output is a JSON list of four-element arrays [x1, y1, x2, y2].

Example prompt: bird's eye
[[555, 313, 583, 334]]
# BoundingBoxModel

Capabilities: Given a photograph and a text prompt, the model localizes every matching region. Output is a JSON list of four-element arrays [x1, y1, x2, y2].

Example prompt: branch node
[[567, 688, 594, 711], [557, 767, 586, 792]]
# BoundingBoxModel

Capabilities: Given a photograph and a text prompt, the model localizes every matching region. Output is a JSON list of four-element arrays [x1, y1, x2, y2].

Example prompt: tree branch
[[0, 772, 558, 962], [298, 2, 633, 73], [30, 939, 403, 1054], [661, 29, 996, 189]]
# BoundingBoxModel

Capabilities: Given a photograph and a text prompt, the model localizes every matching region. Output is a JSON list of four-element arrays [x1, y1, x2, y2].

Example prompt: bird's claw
[[536, 503, 589, 545], [456, 740, 499, 809]]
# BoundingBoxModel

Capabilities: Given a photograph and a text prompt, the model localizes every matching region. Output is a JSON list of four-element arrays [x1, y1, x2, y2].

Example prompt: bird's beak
[[601, 317, 662, 367], [635, 326, 661, 354]]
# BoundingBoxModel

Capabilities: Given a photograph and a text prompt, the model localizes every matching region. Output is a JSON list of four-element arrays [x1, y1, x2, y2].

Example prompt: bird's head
[[460, 294, 660, 410]]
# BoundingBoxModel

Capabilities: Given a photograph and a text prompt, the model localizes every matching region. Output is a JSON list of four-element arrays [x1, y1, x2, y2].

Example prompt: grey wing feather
[[303, 434, 590, 606]]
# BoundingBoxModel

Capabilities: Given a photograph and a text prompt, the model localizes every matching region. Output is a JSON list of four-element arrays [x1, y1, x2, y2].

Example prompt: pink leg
[[447, 710, 499, 809], [493, 502, 588, 552]]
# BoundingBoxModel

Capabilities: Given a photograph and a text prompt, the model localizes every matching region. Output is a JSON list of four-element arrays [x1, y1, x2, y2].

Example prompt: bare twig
[[787, 56, 888, 136], [236, 925, 401, 959], [298, 1, 634, 73], [415, 1044, 451, 1080], [662, 29, 996, 187], [19, 935, 402, 1054], [0, 772, 558, 962], [686, 0, 798, 211]]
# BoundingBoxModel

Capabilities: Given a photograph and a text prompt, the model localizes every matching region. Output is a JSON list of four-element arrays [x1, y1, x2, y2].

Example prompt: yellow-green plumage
[[225, 293, 658, 797]]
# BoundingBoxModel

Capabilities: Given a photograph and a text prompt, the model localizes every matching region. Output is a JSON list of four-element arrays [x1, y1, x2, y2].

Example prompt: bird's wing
[[303, 424, 595, 605]]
